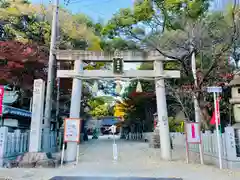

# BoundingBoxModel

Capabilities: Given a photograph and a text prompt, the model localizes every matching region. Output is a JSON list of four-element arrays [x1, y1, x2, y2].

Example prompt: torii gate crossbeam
[[54, 50, 180, 162]]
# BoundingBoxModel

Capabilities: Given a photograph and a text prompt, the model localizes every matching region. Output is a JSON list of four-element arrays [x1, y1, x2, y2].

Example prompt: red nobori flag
[[210, 97, 221, 125], [0, 86, 4, 116]]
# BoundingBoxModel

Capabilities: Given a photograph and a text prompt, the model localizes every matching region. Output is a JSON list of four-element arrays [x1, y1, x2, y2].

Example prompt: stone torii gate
[[54, 50, 180, 162]]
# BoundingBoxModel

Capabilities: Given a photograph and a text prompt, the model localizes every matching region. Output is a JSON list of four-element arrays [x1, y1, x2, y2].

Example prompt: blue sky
[[32, 0, 133, 22]]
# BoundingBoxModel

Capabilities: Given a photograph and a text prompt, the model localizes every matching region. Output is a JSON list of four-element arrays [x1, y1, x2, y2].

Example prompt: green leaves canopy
[[102, 0, 239, 128], [87, 96, 114, 118]]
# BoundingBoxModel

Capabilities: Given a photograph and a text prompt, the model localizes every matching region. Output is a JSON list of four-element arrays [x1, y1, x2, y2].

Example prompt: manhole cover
[[49, 177, 182, 180]]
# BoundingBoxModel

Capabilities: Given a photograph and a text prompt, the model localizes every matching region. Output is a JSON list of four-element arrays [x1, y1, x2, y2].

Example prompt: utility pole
[[44, 0, 59, 127], [191, 34, 204, 165], [43, 0, 59, 150]]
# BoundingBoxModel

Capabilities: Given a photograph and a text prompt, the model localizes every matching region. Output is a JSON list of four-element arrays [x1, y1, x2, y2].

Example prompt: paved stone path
[[0, 136, 240, 180]]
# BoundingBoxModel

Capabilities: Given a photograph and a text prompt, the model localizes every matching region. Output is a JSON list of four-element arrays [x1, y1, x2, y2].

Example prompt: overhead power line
[[66, 0, 114, 6]]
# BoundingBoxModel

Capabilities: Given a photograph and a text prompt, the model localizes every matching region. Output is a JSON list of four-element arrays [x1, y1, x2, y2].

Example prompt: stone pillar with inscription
[[0, 127, 8, 166], [229, 74, 240, 168], [224, 126, 240, 169], [29, 79, 45, 152]]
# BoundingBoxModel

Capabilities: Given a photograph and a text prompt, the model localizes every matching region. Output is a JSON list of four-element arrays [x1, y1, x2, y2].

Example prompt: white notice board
[[185, 122, 201, 144], [64, 118, 81, 143]]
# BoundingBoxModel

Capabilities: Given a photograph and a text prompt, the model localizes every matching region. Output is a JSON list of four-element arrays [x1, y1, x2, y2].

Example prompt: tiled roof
[[2, 105, 31, 118]]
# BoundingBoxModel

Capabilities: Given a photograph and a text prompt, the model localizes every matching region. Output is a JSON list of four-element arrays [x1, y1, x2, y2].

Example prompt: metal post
[[112, 128, 118, 161], [60, 143, 65, 167], [113, 131, 116, 144], [154, 60, 172, 161], [185, 130, 189, 164], [29, 97, 33, 112], [44, 0, 59, 128], [214, 92, 223, 169]]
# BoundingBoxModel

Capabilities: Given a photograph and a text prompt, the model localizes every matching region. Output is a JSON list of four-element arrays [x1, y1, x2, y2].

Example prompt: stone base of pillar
[[18, 152, 60, 168], [65, 142, 77, 162]]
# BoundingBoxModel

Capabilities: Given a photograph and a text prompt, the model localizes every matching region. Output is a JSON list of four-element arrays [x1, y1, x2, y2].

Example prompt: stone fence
[[0, 127, 29, 167], [0, 126, 58, 167], [140, 126, 240, 169], [171, 126, 240, 169]]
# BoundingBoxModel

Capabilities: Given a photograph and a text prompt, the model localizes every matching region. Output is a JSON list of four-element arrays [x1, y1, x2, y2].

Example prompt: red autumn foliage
[[219, 73, 233, 80], [0, 41, 48, 90]]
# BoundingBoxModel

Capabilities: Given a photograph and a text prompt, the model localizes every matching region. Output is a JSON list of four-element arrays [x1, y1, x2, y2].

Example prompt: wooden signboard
[[185, 122, 204, 164]]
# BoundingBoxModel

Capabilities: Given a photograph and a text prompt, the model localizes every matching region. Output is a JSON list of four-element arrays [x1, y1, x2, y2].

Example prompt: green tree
[[87, 96, 114, 118], [103, 0, 239, 129], [0, 0, 50, 43]]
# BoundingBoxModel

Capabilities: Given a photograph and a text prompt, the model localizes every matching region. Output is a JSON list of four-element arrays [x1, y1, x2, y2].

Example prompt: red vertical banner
[[191, 124, 196, 138], [0, 86, 4, 116], [210, 97, 221, 125]]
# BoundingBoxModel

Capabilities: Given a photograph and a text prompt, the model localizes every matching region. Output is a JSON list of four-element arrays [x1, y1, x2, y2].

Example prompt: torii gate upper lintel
[[54, 49, 180, 162], [53, 49, 175, 62], [54, 50, 180, 79]]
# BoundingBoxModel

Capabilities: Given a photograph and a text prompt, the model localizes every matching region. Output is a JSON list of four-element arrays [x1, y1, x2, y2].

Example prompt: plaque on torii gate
[[53, 49, 180, 162], [113, 50, 124, 74]]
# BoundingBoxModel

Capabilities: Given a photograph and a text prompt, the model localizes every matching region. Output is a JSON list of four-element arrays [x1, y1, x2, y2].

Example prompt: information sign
[[185, 122, 201, 144], [64, 118, 81, 143]]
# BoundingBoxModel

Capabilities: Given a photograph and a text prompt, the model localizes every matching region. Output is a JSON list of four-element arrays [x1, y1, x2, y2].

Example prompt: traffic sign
[[207, 86, 222, 93]]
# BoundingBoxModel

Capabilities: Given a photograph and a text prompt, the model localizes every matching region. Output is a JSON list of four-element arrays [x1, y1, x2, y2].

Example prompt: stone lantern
[[229, 73, 240, 156], [148, 112, 160, 148], [229, 74, 240, 127]]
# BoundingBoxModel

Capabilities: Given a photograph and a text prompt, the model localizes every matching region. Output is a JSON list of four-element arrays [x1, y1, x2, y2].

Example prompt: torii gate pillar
[[154, 60, 171, 160], [65, 59, 83, 162]]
